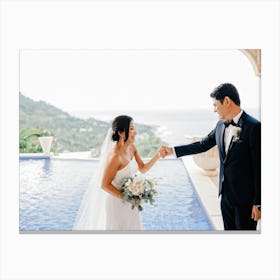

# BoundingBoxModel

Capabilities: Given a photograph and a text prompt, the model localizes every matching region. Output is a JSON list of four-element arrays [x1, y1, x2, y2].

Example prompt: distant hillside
[[19, 93, 166, 156]]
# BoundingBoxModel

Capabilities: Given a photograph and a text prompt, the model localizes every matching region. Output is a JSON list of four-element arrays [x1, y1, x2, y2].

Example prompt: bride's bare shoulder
[[107, 149, 121, 165], [130, 144, 138, 155]]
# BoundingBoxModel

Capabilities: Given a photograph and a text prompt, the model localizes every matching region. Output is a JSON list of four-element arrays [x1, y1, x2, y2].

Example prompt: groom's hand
[[251, 205, 261, 221]]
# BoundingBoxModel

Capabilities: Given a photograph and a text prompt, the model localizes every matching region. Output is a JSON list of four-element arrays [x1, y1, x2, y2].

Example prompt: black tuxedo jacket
[[174, 111, 261, 207]]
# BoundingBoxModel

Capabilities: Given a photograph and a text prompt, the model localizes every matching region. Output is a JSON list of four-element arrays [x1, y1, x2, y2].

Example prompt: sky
[[19, 49, 260, 114]]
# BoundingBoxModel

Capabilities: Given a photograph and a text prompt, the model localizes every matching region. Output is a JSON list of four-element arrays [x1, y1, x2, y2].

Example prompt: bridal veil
[[73, 128, 113, 230]]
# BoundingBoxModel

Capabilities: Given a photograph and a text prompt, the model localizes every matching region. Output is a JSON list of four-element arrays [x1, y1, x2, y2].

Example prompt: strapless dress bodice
[[111, 158, 138, 190]]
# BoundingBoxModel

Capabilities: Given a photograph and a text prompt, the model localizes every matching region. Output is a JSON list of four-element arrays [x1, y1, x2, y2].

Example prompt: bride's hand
[[158, 146, 167, 158]]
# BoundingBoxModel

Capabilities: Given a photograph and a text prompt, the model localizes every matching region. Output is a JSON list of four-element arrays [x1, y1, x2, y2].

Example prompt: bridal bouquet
[[120, 172, 158, 211]]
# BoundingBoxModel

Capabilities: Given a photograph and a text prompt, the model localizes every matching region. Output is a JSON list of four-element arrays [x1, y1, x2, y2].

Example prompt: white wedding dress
[[105, 158, 141, 230], [73, 129, 142, 231]]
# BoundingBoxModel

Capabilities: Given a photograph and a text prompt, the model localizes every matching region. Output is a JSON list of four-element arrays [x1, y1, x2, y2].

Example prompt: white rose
[[130, 185, 141, 196], [127, 182, 139, 195], [230, 126, 241, 137]]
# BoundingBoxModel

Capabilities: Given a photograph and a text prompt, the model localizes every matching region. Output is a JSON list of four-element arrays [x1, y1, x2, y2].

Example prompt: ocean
[[71, 108, 260, 146]]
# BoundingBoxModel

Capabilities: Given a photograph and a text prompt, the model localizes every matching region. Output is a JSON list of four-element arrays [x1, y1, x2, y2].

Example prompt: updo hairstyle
[[111, 115, 133, 142]]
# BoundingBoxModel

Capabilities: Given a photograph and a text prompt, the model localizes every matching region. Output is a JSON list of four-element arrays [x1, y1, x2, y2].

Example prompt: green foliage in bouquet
[[120, 173, 158, 211]]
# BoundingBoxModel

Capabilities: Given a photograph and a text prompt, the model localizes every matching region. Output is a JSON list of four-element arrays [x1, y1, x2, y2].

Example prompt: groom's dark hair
[[112, 115, 133, 142], [210, 83, 241, 106]]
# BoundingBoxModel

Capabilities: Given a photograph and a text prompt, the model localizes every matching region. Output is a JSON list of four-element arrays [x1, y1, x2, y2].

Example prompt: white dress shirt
[[224, 110, 243, 154]]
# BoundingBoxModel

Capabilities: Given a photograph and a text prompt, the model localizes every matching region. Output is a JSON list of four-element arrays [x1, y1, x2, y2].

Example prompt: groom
[[164, 83, 261, 230]]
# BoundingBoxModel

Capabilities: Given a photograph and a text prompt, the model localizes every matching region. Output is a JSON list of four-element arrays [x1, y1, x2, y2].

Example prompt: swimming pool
[[19, 157, 214, 231]]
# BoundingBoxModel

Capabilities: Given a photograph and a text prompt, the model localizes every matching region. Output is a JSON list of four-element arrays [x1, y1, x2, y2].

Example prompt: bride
[[73, 115, 165, 230]]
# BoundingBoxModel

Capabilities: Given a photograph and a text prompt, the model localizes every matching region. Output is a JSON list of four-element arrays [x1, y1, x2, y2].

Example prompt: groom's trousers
[[220, 194, 257, 230]]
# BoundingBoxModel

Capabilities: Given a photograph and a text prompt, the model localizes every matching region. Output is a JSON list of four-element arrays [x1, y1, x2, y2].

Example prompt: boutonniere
[[230, 126, 242, 143]]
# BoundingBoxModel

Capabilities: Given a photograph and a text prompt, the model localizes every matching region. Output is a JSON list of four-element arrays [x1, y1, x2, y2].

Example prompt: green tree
[[19, 127, 54, 153]]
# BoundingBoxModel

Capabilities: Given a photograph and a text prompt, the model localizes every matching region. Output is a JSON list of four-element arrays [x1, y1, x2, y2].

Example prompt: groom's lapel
[[220, 125, 226, 160]]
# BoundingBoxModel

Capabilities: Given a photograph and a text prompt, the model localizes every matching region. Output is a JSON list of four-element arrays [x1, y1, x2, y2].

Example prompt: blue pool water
[[19, 158, 213, 231]]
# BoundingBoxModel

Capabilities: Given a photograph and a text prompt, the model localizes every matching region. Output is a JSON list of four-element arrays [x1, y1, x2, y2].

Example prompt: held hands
[[157, 146, 174, 158], [163, 146, 174, 156]]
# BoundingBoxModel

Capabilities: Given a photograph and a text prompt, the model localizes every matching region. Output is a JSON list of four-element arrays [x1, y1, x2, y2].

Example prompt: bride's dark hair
[[111, 115, 133, 142]]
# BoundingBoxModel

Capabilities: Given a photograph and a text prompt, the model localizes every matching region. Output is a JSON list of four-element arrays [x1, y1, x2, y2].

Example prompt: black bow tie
[[224, 120, 237, 127]]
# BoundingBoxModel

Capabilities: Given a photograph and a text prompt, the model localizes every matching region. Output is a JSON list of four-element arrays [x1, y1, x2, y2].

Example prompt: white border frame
[[1, 1, 279, 279]]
